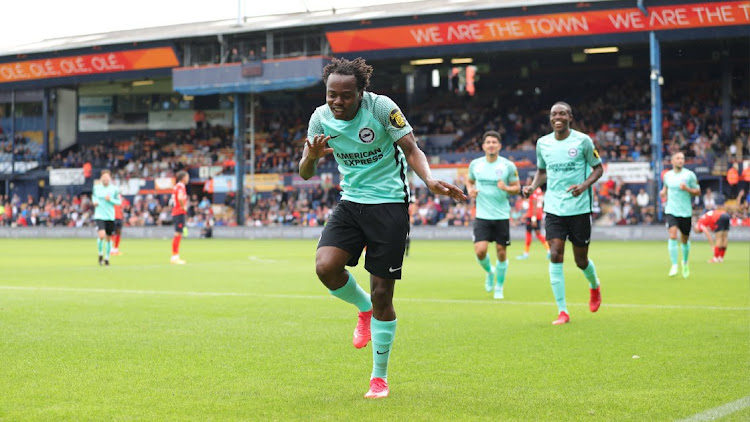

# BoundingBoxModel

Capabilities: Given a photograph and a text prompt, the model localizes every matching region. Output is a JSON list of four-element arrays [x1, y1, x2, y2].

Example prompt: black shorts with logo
[[95, 219, 115, 236], [473, 218, 511, 246], [716, 213, 731, 232], [545, 212, 592, 247], [318, 200, 409, 280], [114, 219, 123, 231], [173, 214, 186, 233], [666, 214, 692, 236]]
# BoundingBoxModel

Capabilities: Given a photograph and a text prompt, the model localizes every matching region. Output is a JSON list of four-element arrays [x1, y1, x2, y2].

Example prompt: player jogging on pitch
[[660, 152, 700, 277], [92, 169, 121, 266], [171, 171, 189, 265], [300, 57, 466, 399], [467, 130, 520, 299], [522, 101, 603, 325]]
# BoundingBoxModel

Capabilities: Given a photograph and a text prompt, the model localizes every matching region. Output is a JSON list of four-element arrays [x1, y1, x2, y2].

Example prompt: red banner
[[0, 47, 180, 83], [327, 1, 750, 53]]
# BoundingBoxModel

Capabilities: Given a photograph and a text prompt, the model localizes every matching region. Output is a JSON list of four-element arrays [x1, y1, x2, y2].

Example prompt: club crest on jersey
[[568, 148, 578, 157], [389, 108, 407, 128], [495, 168, 504, 177], [359, 127, 375, 144]]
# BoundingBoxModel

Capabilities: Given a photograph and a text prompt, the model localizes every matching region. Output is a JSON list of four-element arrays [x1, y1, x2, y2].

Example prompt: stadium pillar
[[248, 93, 255, 214], [649, 32, 664, 221], [234, 93, 246, 226], [720, 48, 732, 141], [42, 88, 50, 162], [9, 90, 16, 199]]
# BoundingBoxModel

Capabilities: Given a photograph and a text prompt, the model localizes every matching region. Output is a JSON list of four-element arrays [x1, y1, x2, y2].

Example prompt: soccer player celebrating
[[660, 152, 700, 277], [171, 171, 189, 265], [92, 170, 121, 266], [694, 207, 730, 263], [522, 102, 603, 325], [467, 131, 520, 299], [300, 57, 466, 398], [516, 180, 550, 260]]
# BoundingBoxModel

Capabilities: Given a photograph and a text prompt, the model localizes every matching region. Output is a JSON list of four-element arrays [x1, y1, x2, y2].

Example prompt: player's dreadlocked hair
[[322, 57, 373, 92]]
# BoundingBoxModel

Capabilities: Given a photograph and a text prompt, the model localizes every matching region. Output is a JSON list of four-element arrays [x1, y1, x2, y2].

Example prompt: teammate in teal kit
[[522, 102, 603, 325], [467, 131, 520, 299], [660, 152, 700, 278], [300, 57, 466, 399], [92, 170, 121, 266]]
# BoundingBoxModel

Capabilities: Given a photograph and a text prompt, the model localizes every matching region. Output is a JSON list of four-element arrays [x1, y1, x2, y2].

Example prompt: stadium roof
[[1, 0, 616, 57]]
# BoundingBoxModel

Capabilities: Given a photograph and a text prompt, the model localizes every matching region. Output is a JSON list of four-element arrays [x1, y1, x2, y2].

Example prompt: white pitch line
[[676, 396, 750, 421], [0, 285, 748, 311]]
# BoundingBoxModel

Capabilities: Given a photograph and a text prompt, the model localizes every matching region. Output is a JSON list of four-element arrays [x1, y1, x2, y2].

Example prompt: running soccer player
[[300, 57, 466, 399], [111, 197, 128, 256], [694, 207, 730, 263], [92, 170, 121, 266], [170, 171, 189, 265], [660, 152, 700, 277], [516, 181, 550, 260], [467, 130, 520, 299], [522, 101, 603, 325]]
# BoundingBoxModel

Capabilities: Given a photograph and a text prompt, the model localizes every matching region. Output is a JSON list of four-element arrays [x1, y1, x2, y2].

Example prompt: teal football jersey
[[93, 183, 121, 221], [469, 156, 519, 220], [535, 130, 602, 216], [663, 168, 698, 218], [307, 92, 412, 204]]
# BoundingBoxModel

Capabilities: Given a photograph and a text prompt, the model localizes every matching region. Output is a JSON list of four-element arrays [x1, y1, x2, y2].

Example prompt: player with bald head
[[660, 152, 700, 277]]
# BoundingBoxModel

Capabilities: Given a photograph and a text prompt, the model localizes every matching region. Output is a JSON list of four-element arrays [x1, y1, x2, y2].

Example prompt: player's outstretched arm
[[522, 169, 547, 198], [397, 133, 467, 201], [299, 134, 333, 180]]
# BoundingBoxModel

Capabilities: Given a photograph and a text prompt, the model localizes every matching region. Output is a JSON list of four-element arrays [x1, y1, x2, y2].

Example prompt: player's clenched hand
[[305, 134, 334, 160], [679, 182, 688, 191], [427, 179, 468, 201], [521, 185, 533, 198], [467, 187, 478, 199], [566, 184, 585, 197]]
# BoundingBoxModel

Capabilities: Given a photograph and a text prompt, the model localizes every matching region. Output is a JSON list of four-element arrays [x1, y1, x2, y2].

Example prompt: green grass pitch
[[1, 237, 748, 421]]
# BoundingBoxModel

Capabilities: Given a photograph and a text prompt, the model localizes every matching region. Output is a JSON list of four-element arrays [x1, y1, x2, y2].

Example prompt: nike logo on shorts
[[376, 350, 389, 355], [389, 266, 402, 273]]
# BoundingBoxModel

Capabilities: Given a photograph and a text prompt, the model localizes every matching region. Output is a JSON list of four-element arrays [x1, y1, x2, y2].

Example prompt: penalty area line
[[676, 395, 750, 422], [0, 286, 748, 311]]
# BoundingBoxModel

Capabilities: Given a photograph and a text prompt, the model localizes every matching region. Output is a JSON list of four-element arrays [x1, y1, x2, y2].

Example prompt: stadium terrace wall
[[1, 226, 748, 242]]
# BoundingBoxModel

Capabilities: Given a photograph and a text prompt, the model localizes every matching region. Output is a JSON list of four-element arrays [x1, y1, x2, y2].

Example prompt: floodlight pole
[[8, 90, 16, 199], [249, 92, 255, 213], [649, 31, 664, 222], [234, 93, 246, 226]]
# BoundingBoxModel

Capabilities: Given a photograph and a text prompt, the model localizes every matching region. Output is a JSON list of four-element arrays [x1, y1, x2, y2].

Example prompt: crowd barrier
[[1, 226, 748, 242]]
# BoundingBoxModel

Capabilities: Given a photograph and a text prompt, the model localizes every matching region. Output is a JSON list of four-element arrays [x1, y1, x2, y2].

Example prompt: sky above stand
[[2, 0, 422, 50]]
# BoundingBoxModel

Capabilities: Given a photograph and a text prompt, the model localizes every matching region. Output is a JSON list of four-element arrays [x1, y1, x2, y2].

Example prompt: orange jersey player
[[170, 171, 189, 264], [516, 185, 550, 260], [111, 197, 129, 255], [694, 209, 731, 263]]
